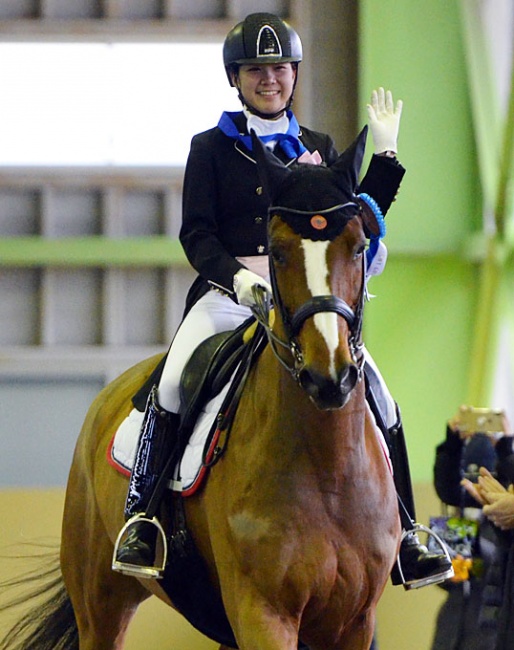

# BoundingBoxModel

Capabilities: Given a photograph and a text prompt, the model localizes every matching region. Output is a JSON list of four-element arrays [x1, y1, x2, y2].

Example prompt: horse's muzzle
[[298, 363, 360, 410]]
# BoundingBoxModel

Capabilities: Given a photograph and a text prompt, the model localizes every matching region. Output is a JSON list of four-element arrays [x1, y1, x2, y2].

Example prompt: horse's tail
[[0, 551, 78, 650]]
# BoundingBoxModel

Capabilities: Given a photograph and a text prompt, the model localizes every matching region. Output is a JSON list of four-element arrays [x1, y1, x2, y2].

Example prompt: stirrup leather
[[112, 513, 168, 579], [396, 523, 454, 590]]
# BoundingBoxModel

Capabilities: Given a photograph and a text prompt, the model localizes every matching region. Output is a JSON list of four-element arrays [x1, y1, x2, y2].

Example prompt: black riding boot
[[113, 385, 180, 577], [364, 364, 453, 589], [389, 417, 453, 590]]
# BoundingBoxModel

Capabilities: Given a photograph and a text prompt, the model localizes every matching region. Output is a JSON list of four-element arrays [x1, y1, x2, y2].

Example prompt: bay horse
[[0, 128, 400, 650]]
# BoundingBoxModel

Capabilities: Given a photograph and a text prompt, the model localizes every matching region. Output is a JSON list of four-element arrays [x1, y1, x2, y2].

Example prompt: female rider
[[113, 12, 452, 591]]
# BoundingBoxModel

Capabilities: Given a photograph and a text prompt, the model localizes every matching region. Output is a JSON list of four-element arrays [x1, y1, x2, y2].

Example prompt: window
[[0, 42, 241, 166]]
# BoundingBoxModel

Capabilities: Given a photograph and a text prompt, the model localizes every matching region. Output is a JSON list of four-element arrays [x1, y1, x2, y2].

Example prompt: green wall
[[359, 0, 482, 481]]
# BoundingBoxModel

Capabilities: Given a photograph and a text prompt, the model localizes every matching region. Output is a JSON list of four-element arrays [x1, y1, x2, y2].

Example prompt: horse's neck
[[252, 347, 369, 474]]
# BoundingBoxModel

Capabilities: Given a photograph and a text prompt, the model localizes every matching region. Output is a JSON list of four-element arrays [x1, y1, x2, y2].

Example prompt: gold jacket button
[[256, 186, 263, 195]]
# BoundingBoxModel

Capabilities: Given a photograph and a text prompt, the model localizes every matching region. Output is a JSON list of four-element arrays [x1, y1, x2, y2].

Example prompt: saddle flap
[[180, 331, 245, 409], [179, 316, 256, 430]]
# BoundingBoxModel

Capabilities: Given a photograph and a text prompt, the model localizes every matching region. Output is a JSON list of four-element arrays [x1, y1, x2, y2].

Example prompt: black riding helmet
[[223, 12, 303, 118]]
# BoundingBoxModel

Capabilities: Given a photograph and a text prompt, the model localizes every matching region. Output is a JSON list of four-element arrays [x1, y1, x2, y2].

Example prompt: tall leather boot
[[389, 416, 453, 589], [113, 385, 180, 577], [364, 363, 453, 589]]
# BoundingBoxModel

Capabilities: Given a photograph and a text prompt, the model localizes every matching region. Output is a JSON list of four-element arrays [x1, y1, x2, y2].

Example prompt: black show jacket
[[180, 112, 405, 313]]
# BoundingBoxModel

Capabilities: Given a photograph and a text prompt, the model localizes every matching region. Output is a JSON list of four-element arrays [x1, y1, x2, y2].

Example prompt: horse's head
[[253, 128, 381, 410]]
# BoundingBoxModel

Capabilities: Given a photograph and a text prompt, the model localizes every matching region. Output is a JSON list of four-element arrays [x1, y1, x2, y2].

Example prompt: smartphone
[[458, 406, 506, 434]]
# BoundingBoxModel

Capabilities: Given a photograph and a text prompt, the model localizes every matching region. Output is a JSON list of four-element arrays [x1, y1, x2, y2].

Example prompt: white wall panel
[[0, 270, 40, 346], [0, 377, 104, 487]]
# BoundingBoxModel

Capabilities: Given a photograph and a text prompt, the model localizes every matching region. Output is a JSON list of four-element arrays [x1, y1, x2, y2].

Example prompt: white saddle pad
[[109, 383, 230, 495]]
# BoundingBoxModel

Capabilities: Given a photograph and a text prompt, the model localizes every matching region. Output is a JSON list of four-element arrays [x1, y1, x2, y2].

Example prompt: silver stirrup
[[396, 523, 454, 590], [112, 514, 168, 579]]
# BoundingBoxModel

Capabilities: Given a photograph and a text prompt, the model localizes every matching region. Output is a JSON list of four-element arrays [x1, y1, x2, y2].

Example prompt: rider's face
[[234, 63, 296, 117]]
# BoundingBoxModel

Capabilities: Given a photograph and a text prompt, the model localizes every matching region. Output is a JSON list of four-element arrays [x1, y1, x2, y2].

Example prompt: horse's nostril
[[298, 368, 320, 399], [299, 364, 359, 410], [339, 364, 359, 394]]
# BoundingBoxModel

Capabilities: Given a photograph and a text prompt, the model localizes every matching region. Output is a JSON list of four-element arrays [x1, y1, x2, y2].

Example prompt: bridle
[[251, 202, 367, 385]]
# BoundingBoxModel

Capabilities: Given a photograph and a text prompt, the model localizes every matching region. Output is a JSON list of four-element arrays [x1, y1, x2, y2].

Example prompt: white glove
[[366, 87, 403, 154], [233, 269, 272, 307]]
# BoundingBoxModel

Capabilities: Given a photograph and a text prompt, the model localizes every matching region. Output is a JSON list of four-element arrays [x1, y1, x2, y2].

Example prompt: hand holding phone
[[455, 406, 509, 439]]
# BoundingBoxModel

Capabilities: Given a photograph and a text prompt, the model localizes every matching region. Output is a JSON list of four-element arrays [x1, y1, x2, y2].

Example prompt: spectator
[[432, 408, 514, 650]]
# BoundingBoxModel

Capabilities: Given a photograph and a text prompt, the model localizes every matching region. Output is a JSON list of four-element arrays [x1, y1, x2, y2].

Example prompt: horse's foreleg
[[222, 588, 300, 650], [232, 623, 299, 650], [224, 588, 375, 650], [325, 612, 376, 650]]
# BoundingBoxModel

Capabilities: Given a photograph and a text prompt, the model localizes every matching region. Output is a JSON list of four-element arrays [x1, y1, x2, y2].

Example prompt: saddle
[[132, 316, 259, 419], [178, 316, 260, 439], [131, 315, 267, 479]]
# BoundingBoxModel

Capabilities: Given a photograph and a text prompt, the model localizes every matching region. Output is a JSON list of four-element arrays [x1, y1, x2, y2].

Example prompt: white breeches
[[157, 290, 252, 413], [157, 289, 397, 429], [363, 352, 398, 429]]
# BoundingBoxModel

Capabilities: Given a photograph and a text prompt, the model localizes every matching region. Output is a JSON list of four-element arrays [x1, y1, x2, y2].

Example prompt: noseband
[[251, 202, 366, 385]]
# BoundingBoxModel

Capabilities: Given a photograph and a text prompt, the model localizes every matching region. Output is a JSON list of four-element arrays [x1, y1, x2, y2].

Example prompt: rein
[[251, 205, 367, 385]]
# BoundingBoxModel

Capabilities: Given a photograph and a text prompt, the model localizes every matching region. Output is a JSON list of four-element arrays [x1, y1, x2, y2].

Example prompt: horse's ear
[[251, 130, 292, 201], [330, 125, 368, 192]]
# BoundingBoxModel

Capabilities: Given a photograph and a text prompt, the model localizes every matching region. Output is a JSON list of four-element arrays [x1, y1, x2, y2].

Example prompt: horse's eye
[[270, 244, 286, 266], [354, 244, 366, 261]]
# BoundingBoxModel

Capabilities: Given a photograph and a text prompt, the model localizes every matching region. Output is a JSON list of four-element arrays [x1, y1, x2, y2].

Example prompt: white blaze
[[300, 239, 339, 379]]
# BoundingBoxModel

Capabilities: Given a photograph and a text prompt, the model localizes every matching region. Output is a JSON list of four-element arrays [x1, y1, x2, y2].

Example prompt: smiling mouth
[[258, 90, 280, 97]]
